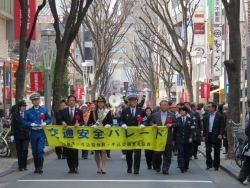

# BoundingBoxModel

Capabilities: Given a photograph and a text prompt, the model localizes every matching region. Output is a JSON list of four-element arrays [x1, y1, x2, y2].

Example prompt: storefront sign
[[212, 27, 222, 76], [213, 0, 222, 24]]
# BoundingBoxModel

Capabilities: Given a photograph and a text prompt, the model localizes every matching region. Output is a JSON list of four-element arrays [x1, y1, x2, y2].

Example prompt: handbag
[[193, 135, 201, 145], [242, 144, 250, 157]]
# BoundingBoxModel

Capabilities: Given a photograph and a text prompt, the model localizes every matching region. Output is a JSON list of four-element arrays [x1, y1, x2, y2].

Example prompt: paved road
[[0, 150, 245, 188]]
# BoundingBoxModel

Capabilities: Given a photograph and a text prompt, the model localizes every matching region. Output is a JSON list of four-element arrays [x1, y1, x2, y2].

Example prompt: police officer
[[10, 101, 30, 171], [23, 93, 52, 174], [120, 94, 145, 174], [173, 106, 195, 173]]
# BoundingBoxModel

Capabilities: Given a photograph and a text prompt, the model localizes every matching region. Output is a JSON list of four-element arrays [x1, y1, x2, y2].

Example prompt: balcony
[[0, 0, 13, 19]]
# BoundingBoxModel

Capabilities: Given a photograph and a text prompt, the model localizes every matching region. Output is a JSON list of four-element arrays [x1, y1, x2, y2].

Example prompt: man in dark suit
[[10, 101, 30, 171], [120, 94, 145, 174], [54, 100, 67, 159], [173, 106, 195, 173], [150, 99, 177, 174], [203, 102, 225, 170], [60, 95, 84, 174]]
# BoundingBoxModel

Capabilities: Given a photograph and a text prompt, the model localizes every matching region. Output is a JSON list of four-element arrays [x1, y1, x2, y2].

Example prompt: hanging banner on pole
[[200, 83, 210, 98], [181, 92, 187, 103], [14, 0, 36, 40], [213, 0, 222, 24], [212, 27, 222, 76], [75, 87, 83, 100], [30, 72, 43, 91]]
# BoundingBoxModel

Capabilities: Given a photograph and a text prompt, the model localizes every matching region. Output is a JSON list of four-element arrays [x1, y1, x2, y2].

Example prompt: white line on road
[[17, 180, 213, 183]]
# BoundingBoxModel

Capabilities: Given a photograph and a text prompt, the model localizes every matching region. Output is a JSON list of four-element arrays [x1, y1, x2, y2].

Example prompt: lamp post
[[82, 62, 94, 102], [41, 29, 56, 114]]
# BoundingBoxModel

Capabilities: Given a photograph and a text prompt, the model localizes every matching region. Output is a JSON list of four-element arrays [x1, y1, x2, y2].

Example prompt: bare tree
[[15, 0, 46, 105], [137, 0, 200, 102], [84, 0, 134, 100], [48, 0, 93, 115], [222, 0, 241, 159]]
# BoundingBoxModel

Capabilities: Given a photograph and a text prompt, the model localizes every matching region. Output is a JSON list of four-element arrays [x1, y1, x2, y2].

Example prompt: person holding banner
[[120, 94, 146, 175], [150, 99, 177, 175], [88, 96, 113, 174], [81, 104, 90, 159], [60, 95, 84, 174], [22, 93, 52, 174]]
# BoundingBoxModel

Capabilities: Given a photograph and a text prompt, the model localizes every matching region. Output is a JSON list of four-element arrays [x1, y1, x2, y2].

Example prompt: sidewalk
[[0, 146, 54, 177], [198, 142, 241, 179]]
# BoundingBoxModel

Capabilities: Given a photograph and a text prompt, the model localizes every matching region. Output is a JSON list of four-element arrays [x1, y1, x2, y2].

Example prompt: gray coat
[[150, 111, 177, 144]]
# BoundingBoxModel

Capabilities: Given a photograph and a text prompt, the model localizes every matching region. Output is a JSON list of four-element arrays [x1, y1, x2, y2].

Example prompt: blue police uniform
[[22, 93, 51, 174]]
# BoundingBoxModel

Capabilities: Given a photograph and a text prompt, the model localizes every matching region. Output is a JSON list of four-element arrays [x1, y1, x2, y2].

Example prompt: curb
[[0, 147, 55, 178], [198, 148, 238, 179]]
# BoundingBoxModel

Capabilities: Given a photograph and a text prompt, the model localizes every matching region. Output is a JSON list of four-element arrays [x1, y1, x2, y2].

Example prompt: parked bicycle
[[0, 117, 11, 157], [228, 119, 247, 168]]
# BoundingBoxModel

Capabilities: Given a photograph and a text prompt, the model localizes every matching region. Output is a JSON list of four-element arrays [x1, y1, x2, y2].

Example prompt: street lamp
[[82, 61, 94, 102], [41, 29, 56, 115]]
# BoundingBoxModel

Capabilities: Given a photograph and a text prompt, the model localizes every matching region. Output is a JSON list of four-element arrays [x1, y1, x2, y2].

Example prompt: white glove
[[41, 122, 46, 126], [140, 124, 145, 129], [31, 123, 37, 127], [10, 136, 14, 142], [122, 124, 128, 129], [92, 124, 98, 128], [104, 124, 111, 128]]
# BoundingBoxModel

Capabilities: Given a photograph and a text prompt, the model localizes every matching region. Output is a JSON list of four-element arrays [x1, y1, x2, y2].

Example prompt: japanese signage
[[212, 27, 222, 76], [193, 12, 204, 23], [30, 72, 43, 91], [75, 87, 83, 100], [187, 24, 193, 52], [240, 22, 247, 63], [181, 92, 187, 103], [2, 88, 10, 100], [200, 83, 210, 98], [194, 23, 205, 34], [213, 0, 222, 24], [44, 126, 168, 151], [194, 35, 205, 45], [14, 0, 36, 40], [193, 46, 205, 56]]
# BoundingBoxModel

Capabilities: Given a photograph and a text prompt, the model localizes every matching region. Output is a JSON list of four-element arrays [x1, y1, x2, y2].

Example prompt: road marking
[[18, 180, 213, 183]]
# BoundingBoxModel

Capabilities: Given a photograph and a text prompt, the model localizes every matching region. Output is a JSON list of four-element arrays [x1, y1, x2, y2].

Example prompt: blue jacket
[[22, 106, 51, 126], [173, 116, 195, 144]]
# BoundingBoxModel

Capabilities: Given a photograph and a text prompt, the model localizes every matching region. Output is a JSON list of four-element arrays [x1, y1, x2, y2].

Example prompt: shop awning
[[210, 88, 224, 94]]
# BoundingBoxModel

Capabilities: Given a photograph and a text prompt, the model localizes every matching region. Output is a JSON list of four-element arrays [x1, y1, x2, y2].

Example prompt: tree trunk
[[222, 1, 241, 159], [150, 88, 156, 106], [90, 75, 99, 101]]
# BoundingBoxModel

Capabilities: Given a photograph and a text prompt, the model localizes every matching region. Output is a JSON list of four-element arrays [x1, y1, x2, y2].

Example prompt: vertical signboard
[[240, 22, 247, 63], [213, 0, 222, 24], [75, 87, 83, 100], [14, 0, 36, 40], [200, 83, 211, 98], [212, 27, 222, 76], [30, 72, 43, 91]]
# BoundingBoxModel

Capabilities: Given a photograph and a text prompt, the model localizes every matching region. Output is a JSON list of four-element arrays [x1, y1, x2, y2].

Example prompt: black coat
[[119, 107, 145, 126], [60, 107, 84, 126], [88, 109, 113, 126], [11, 111, 30, 139], [55, 110, 63, 125], [193, 111, 202, 136], [203, 112, 225, 143]]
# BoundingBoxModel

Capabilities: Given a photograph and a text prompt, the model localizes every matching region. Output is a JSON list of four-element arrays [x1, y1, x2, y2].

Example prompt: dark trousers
[[177, 143, 191, 169], [126, 149, 141, 171], [15, 138, 29, 168], [82, 150, 88, 158], [206, 133, 220, 168], [192, 142, 199, 157], [145, 150, 154, 168], [238, 157, 250, 182], [65, 148, 79, 170], [55, 147, 66, 158], [154, 144, 172, 171]]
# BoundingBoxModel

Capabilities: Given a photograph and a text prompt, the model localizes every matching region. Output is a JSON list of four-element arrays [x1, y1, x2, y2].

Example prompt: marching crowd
[[9, 93, 250, 185]]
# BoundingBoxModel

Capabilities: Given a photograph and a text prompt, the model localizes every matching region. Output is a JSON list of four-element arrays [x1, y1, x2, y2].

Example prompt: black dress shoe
[[148, 166, 152, 169], [214, 167, 218, 171], [205, 167, 211, 170], [57, 156, 61, 159], [156, 168, 161, 172], [62, 156, 66, 159], [180, 168, 184, 173], [127, 169, 132, 173], [74, 168, 79, 174], [134, 171, 139, 174], [68, 169, 74, 173], [18, 168, 23, 171], [24, 167, 28, 170], [162, 170, 169, 174], [194, 156, 198, 159]]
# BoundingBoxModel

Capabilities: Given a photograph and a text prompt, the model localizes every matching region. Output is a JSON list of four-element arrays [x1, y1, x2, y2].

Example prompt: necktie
[[21, 112, 24, 119], [182, 117, 185, 125], [132, 108, 135, 118], [162, 113, 166, 125], [70, 108, 73, 121]]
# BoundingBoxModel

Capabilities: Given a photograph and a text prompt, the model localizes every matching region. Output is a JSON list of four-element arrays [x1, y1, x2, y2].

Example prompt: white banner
[[212, 27, 222, 76], [193, 12, 204, 23], [213, 0, 222, 24], [194, 34, 205, 45], [193, 45, 205, 56], [240, 22, 247, 63]]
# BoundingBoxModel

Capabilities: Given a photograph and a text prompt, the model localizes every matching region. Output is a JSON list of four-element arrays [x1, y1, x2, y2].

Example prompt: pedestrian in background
[[81, 104, 90, 159], [10, 101, 30, 171]]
